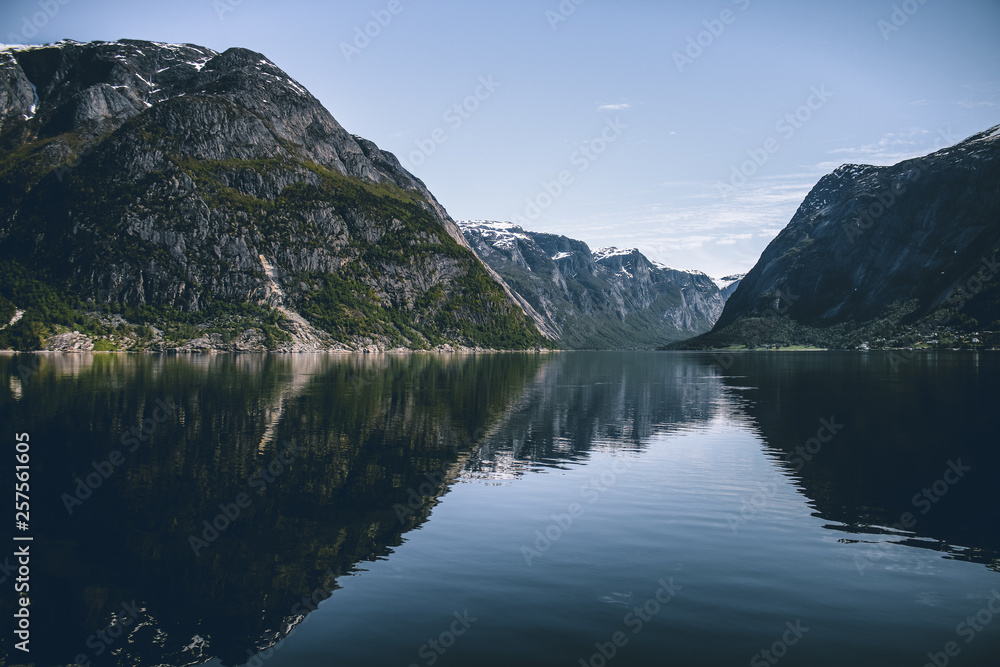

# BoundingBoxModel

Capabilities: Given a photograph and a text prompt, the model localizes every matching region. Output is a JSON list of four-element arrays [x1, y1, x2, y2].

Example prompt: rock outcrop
[[0, 40, 544, 351], [460, 221, 725, 348]]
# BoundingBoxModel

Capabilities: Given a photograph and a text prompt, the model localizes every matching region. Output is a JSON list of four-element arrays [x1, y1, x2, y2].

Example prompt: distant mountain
[[715, 274, 745, 301], [460, 221, 724, 348], [680, 125, 1000, 350], [0, 39, 544, 352]]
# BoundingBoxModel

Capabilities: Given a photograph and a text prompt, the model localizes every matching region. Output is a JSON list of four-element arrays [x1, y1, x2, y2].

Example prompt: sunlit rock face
[[460, 220, 725, 348], [0, 40, 543, 351]]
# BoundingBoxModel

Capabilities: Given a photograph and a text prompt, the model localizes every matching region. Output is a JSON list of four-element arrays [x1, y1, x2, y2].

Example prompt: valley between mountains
[[1, 39, 997, 352]]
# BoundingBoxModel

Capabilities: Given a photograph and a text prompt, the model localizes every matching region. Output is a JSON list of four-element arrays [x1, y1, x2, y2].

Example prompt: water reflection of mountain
[[462, 352, 727, 478], [0, 352, 548, 667], [6, 350, 994, 666], [717, 351, 1000, 571]]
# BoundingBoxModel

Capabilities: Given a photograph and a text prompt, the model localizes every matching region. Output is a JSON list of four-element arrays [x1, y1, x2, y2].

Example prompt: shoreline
[[0, 347, 559, 356], [4, 347, 999, 356]]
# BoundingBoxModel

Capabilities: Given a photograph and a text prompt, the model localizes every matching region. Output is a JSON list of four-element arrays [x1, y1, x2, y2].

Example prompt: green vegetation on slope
[[0, 258, 296, 350], [669, 299, 1000, 351], [0, 143, 545, 350]]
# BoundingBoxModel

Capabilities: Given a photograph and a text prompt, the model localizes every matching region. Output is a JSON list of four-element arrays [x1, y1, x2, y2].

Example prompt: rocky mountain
[[715, 274, 745, 301], [0, 39, 544, 352], [682, 125, 1000, 349], [460, 220, 725, 348]]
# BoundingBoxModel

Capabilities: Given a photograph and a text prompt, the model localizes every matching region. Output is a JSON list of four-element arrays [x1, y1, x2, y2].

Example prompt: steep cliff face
[[687, 125, 1000, 349], [722, 126, 1000, 327], [0, 39, 543, 351], [460, 221, 724, 348]]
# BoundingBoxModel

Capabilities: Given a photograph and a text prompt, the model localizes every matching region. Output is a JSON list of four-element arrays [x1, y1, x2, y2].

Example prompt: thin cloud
[[957, 100, 999, 108], [715, 233, 754, 246], [597, 103, 631, 111], [824, 128, 939, 166]]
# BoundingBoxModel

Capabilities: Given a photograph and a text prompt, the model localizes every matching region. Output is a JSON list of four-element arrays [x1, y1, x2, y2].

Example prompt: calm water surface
[[1, 351, 998, 666]]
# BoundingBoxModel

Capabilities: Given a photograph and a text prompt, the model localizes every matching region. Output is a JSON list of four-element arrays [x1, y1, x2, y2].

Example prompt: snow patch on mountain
[[458, 220, 530, 251], [593, 247, 636, 261], [24, 81, 37, 120], [713, 274, 745, 290]]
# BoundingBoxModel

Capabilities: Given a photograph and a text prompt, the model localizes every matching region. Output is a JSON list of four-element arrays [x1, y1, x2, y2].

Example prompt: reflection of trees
[[0, 352, 548, 667], [718, 351, 1000, 571], [7, 349, 994, 667]]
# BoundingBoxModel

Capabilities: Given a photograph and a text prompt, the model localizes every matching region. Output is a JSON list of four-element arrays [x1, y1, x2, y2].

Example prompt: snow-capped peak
[[458, 220, 530, 251], [652, 261, 678, 272], [650, 261, 709, 277], [459, 220, 525, 232], [592, 246, 637, 261]]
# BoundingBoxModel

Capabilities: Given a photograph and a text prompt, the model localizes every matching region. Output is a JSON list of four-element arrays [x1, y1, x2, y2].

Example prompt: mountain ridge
[[460, 220, 726, 349], [679, 124, 1000, 350], [0, 39, 546, 352]]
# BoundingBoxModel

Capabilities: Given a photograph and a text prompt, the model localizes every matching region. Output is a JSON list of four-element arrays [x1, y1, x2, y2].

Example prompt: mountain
[[0, 39, 545, 352], [715, 274, 745, 301], [681, 125, 1000, 349], [459, 220, 724, 348]]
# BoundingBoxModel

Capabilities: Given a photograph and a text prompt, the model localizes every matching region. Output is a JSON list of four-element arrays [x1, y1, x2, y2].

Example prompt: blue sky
[[3, 0, 999, 276]]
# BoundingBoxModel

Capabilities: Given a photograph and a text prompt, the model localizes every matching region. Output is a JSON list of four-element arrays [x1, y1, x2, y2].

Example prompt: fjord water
[[2, 352, 999, 667]]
